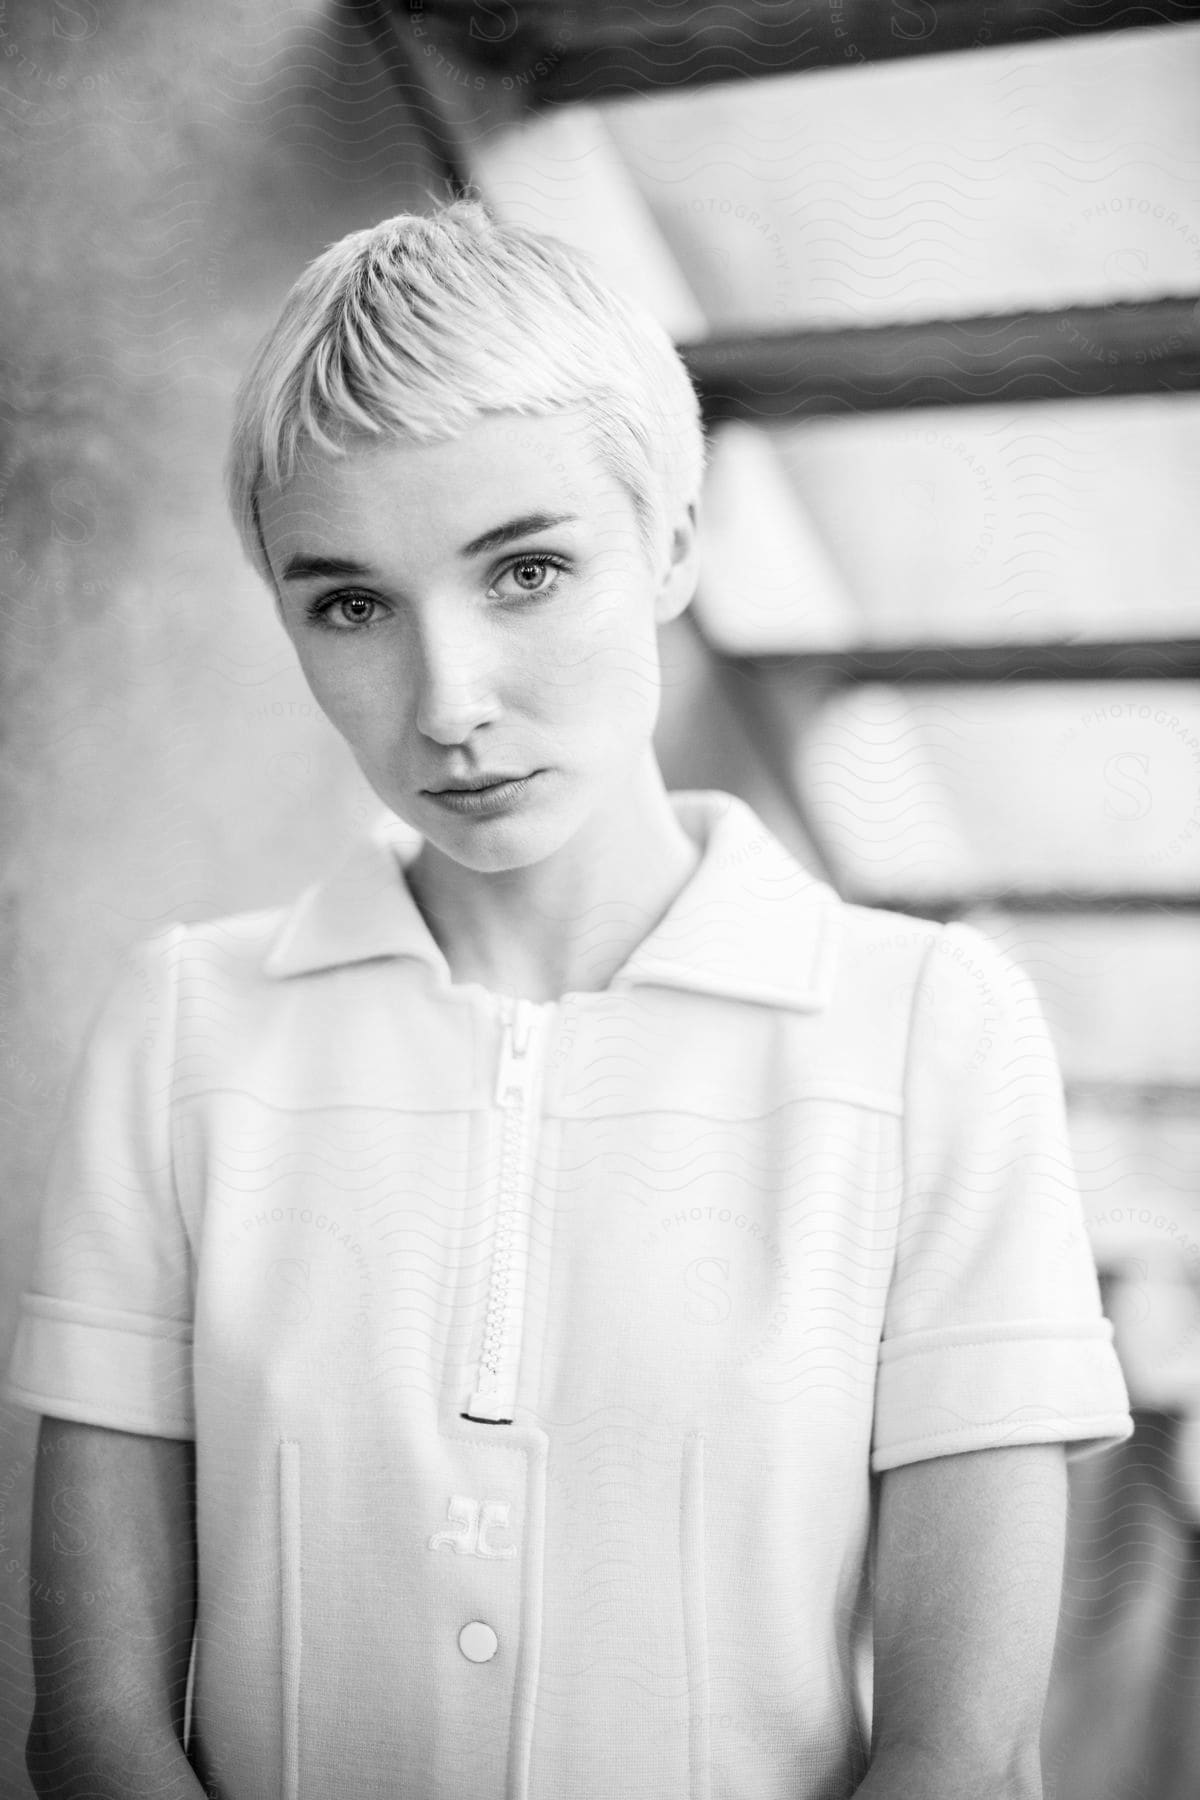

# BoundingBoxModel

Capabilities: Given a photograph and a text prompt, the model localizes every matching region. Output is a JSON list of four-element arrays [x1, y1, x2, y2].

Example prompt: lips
[[426, 773, 530, 793], [423, 771, 542, 816]]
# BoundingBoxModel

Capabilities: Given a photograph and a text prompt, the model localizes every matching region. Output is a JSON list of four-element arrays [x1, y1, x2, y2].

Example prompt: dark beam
[[391, 2, 1200, 105], [351, 0, 475, 197], [1066, 1082, 1200, 1112], [720, 639, 1200, 684], [686, 296, 1200, 421], [855, 891, 1200, 918]]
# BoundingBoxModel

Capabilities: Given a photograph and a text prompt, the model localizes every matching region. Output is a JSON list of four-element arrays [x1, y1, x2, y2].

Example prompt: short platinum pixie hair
[[224, 197, 708, 585]]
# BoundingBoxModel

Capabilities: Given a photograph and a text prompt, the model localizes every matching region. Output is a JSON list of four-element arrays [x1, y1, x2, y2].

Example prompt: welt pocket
[[280, 1438, 302, 1800], [680, 1430, 712, 1800]]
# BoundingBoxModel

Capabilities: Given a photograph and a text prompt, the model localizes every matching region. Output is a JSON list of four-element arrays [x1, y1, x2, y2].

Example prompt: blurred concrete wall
[[0, 2, 442, 1783]]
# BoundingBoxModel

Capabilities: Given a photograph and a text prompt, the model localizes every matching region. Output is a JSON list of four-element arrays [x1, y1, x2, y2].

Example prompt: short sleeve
[[871, 921, 1134, 1475], [3, 926, 195, 1438]]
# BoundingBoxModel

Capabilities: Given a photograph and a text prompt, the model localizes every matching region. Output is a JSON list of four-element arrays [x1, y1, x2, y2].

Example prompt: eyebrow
[[459, 511, 580, 558], [279, 513, 581, 584], [280, 554, 372, 583]]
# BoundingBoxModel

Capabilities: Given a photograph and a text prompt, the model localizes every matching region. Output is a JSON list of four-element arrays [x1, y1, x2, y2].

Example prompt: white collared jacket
[[5, 789, 1133, 1800]]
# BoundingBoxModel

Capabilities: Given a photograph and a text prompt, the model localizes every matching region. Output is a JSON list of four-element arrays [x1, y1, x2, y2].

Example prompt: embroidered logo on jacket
[[427, 1495, 517, 1558]]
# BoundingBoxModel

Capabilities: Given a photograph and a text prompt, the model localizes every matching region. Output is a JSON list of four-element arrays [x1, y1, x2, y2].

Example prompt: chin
[[425, 821, 563, 874], [378, 771, 587, 871]]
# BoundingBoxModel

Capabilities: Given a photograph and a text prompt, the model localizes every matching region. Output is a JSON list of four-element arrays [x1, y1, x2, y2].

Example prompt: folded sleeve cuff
[[871, 1317, 1135, 1474], [2, 1293, 195, 1439]]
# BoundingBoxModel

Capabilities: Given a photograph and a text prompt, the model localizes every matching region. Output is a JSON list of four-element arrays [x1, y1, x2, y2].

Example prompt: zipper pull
[[493, 997, 533, 1106]]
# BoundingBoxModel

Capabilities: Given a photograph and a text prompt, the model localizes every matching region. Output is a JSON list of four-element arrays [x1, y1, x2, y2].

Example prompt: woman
[[7, 199, 1133, 1800]]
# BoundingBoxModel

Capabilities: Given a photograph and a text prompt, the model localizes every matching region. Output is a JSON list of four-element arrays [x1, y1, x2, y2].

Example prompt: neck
[[404, 760, 702, 1002]]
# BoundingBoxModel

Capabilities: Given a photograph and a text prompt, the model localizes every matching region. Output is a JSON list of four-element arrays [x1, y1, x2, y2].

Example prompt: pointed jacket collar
[[262, 789, 840, 1011]]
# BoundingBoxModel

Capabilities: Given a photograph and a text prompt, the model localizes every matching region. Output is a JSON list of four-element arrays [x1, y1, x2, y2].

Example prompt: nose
[[411, 608, 503, 746]]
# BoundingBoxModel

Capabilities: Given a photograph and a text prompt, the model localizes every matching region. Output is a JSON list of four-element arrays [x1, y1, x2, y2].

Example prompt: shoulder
[[132, 824, 408, 998], [98, 867, 337, 1061], [833, 896, 943, 970], [824, 895, 944, 1030], [813, 898, 1044, 1101], [173, 900, 295, 986], [110, 900, 296, 1005], [830, 899, 1031, 1018]]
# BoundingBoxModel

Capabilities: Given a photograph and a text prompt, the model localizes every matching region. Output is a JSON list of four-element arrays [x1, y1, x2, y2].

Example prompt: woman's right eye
[[307, 593, 380, 630]]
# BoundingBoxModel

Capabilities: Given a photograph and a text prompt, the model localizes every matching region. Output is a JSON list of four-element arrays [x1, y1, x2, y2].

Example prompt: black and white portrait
[[1, 6, 1198, 1798]]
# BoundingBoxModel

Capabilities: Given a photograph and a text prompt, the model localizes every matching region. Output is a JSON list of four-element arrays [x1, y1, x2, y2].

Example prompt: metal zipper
[[463, 995, 551, 1423]]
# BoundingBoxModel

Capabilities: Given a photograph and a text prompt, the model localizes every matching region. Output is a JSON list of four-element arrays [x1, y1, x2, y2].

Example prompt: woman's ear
[[653, 497, 702, 627]]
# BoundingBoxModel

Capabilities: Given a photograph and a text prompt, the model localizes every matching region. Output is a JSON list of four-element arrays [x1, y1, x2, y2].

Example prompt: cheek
[[550, 627, 663, 733], [292, 645, 399, 745], [551, 587, 661, 691], [292, 646, 346, 717]]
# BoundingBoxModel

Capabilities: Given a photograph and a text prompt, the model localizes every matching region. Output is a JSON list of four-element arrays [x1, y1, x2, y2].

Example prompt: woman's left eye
[[494, 554, 568, 600]]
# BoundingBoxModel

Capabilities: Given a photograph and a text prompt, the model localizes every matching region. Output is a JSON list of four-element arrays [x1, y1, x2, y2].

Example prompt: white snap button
[[458, 1620, 499, 1663]]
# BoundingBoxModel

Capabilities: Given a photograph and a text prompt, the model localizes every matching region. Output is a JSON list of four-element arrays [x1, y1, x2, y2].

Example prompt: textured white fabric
[[5, 789, 1132, 1800]]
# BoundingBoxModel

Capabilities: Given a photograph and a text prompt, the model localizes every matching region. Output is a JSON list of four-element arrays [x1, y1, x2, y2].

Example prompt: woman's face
[[256, 408, 698, 872]]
